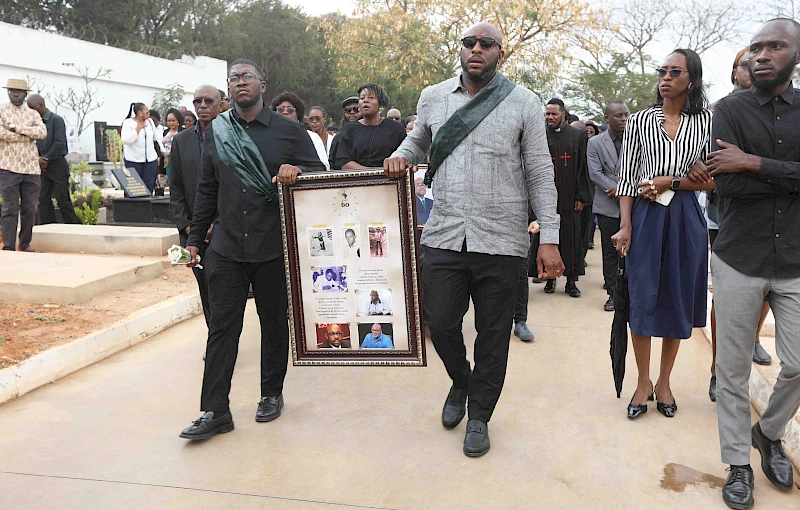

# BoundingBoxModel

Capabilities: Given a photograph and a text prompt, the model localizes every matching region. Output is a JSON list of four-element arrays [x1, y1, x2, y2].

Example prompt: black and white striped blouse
[[617, 106, 713, 197]]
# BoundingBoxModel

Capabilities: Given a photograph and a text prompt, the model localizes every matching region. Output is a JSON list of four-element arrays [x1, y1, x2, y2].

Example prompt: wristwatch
[[671, 177, 681, 190]]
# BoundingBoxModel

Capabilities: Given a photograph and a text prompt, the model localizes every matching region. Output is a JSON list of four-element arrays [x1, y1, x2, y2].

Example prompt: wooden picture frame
[[279, 169, 425, 366]]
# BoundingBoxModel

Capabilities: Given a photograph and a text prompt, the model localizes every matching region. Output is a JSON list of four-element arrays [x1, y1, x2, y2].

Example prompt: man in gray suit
[[587, 101, 630, 312]]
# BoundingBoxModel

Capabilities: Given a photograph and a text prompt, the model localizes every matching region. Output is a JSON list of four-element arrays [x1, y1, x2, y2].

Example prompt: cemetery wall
[[0, 22, 228, 160]]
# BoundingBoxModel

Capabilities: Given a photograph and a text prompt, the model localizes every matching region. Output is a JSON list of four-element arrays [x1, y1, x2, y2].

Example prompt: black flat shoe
[[544, 280, 555, 293], [463, 419, 490, 457], [256, 395, 284, 422], [604, 297, 615, 312], [627, 384, 654, 420], [656, 388, 678, 418], [531, 277, 544, 284], [179, 411, 234, 440], [722, 465, 754, 510], [752, 422, 793, 491], [442, 385, 468, 429], [752, 343, 772, 366]]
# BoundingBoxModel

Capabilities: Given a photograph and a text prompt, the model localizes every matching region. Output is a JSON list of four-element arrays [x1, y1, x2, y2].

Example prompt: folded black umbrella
[[610, 256, 630, 398]]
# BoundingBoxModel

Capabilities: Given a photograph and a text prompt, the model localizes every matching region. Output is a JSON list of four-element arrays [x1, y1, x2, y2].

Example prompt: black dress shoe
[[604, 297, 615, 312], [544, 280, 555, 293], [752, 422, 793, 491], [752, 343, 772, 365], [565, 282, 581, 298], [709, 375, 717, 402], [179, 411, 234, 440], [256, 395, 284, 422], [442, 385, 468, 429], [531, 277, 544, 284], [722, 465, 754, 510], [463, 419, 490, 457]]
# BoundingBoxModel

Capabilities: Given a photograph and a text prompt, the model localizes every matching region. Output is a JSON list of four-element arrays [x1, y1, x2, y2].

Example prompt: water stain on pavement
[[660, 463, 725, 492]]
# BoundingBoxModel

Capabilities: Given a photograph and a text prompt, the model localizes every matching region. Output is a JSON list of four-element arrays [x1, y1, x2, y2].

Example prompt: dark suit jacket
[[169, 126, 204, 232], [319, 339, 352, 349], [587, 130, 621, 219], [415, 196, 434, 224]]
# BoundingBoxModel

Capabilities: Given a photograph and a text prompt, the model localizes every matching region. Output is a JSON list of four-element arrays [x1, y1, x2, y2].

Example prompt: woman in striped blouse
[[612, 49, 716, 420]]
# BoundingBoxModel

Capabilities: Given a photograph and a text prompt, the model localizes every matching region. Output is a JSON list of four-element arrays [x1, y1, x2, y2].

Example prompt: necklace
[[663, 112, 681, 128]]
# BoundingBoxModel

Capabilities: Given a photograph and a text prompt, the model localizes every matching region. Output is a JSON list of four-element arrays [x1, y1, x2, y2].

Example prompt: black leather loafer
[[752, 423, 793, 491], [256, 395, 284, 422], [722, 465, 754, 510], [544, 280, 555, 293], [752, 343, 772, 366], [463, 419, 490, 457], [442, 385, 468, 429], [179, 411, 234, 440], [565, 282, 581, 298], [604, 297, 615, 312], [709, 375, 717, 402]]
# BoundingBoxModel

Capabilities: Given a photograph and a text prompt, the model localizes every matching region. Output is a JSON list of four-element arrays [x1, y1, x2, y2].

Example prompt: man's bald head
[[26, 94, 46, 116], [463, 22, 503, 47], [195, 85, 221, 99]]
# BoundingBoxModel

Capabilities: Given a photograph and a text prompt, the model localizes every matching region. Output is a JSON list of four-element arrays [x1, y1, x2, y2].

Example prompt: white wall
[[0, 22, 228, 160]]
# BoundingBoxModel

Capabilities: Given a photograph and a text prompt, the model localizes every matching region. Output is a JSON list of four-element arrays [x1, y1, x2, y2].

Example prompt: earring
[[689, 83, 693, 89]]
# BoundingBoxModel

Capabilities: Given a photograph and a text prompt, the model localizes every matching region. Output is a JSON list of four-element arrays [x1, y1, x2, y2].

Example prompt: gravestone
[[111, 167, 150, 198]]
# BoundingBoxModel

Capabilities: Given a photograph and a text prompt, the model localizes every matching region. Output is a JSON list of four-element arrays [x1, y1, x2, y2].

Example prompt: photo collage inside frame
[[293, 184, 410, 353]]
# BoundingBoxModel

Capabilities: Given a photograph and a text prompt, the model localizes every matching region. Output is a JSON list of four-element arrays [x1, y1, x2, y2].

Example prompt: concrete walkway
[[1, 245, 798, 509]]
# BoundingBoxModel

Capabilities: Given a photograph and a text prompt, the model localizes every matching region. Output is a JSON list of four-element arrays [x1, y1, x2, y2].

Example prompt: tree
[[152, 83, 186, 114], [205, 0, 337, 116], [324, 0, 607, 115], [48, 66, 112, 136], [671, 1, 746, 56]]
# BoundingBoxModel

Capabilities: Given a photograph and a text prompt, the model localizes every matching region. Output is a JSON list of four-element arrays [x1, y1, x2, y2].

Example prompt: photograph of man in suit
[[414, 177, 434, 224], [319, 323, 351, 348], [587, 100, 630, 312]]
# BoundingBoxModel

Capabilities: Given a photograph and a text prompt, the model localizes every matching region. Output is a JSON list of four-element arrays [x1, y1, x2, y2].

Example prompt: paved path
[[1, 244, 798, 509]]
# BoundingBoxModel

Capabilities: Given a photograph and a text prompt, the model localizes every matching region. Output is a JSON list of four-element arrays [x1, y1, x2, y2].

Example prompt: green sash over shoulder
[[212, 110, 277, 201], [424, 72, 516, 186]]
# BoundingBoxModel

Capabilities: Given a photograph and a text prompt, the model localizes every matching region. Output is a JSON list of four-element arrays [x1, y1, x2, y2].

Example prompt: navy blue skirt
[[627, 190, 707, 339]]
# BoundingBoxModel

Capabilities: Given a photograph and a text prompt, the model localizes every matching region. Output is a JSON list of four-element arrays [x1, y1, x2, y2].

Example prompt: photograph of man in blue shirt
[[361, 323, 393, 348]]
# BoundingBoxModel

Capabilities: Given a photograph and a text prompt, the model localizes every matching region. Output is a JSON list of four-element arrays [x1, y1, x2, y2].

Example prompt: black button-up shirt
[[36, 110, 68, 160], [188, 104, 326, 262], [712, 84, 800, 278]]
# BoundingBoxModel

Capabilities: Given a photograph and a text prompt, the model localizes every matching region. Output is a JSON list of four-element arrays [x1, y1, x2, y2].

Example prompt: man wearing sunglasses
[[387, 108, 403, 123], [170, 85, 221, 333], [385, 22, 563, 457], [328, 96, 362, 168]]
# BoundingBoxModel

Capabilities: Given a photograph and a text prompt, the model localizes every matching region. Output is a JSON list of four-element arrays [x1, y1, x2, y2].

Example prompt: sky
[[287, 1, 769, 106]]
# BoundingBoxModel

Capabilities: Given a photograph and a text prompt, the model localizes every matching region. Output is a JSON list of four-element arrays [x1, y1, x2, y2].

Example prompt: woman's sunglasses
[[461, 36, 502, 50], [276, 106, 296, 114], [655, 68, 685, 78]]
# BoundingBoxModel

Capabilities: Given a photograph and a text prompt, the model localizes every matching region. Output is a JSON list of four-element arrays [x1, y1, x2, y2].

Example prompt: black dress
[[333, 119, 406, 169]]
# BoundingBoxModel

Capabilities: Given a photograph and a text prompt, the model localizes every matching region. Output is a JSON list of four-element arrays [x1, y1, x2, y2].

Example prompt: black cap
[[341, 96, 359, 108]]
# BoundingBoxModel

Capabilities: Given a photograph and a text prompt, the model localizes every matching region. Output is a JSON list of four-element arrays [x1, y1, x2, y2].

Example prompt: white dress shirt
[[121, 118, 163, 163]]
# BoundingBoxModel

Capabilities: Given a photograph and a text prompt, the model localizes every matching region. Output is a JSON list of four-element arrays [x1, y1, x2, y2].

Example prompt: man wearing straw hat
[[0, 78, 46, 252]]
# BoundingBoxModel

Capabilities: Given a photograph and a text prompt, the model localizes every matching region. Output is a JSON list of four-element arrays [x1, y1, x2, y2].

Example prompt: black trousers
[[0, 170, 40, 250], [180, 232, 211, 327], [596, 214, 621, 298], [514, 232, 534, 323], [201, 248, 289, 413], [421, 245, 522, 422], [582, 207, 594, 259], [38, 159, 81, 225]]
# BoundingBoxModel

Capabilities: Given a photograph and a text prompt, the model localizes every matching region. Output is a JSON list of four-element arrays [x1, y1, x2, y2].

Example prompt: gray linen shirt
[[392, 75, 559, 258]]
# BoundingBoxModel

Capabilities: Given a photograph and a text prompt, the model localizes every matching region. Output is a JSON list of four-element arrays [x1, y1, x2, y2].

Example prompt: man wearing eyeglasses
[[170, 85, 221, 333], [179, 59, 326, 441], [385, 22, 562, 457], [387, 108, 402, 123]]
